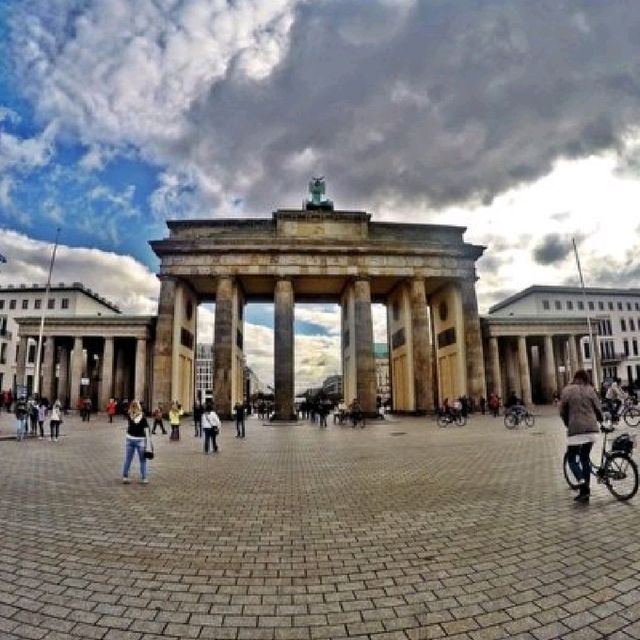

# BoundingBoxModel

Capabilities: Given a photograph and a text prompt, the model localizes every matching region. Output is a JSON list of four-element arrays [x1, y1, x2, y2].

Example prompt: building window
[[599, 301, 604, 311], [27, 343, 36, 364], [621, 318, 627, 332], [48, 299, 55, 310], [578, 301, 584, 310], [542, 299, 550, 310], [34, 299, 42, 310], [0, 300, 3, 310], [636, 302, 640, 311], [633, 339, 639, 357], [628, 302, 633, 311], [61, 298, 69, 309], [588, 301, 594, 311], [566, 300, 574, 310], [618, 302, 623, 311], [555, 300, 562, 310], [21, 299, 28, 310], [584, 341, 591, 360], [9, 300, 16, 310], [624, 339, 630, 357], [631, 319, 636, 332], [609, 302, 614, 310]]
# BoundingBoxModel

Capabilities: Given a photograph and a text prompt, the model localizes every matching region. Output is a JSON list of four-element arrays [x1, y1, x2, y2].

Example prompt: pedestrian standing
[[559, 369, 603, 503], [151, 406, 167, 434], [15, 397, 28, 441], [28, 397, 38, 436], [106, 398, 117, 424], [50, 399, 63, 441], [234, 402, 245, 438], [37, 399, 48, 439], [201, 400, 221, 454], [169, 402, 182, 441], [193, 402, 203, 437], [122, 400, 151, 484]]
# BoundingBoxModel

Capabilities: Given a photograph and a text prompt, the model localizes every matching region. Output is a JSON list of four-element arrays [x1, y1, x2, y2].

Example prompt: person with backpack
[[122, 400, 151, 484], [201, 400, 221, 454]]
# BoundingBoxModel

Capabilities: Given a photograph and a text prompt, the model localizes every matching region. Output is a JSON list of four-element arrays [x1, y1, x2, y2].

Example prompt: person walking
[[234, 402, 245, 438], [28, 397, 38, 437], [169, 402, 182, 441], [559, 369, 603, 503], [106, 398, 117, 424], [488, 393, 500, 417], [151, 405, 167, 434], [50, 399, 63, 441], [201, 400, 221, 454], [37, 399, 48, 439], [193, 402, 203, 437], [15, 397, 28, 441], [122, 400, 151, 484]]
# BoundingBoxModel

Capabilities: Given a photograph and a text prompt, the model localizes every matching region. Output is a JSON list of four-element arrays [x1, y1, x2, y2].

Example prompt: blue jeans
[[567, 442, 593, 489], [16, 417, 27, 440], [236, 419, 245, 438], [203, 428, 218, 453], [123, 438, 147, 480]]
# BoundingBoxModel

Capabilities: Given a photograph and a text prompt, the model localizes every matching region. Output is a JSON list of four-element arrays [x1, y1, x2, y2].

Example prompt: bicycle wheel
[[455, 414, 466, 427], [437, 414, 449, 428], [623, 407, 640, 428], [604, 452, 639, 501], [563, 451, 582, 490], [504, 413, 517, 429], [524, 413, 535, 427]]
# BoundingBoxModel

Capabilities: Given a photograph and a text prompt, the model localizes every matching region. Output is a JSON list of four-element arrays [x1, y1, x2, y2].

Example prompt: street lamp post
[[33, 228, 61, 398]]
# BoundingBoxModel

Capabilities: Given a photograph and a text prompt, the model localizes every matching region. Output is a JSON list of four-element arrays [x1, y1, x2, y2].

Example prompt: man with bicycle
[[560, 370, 603, 503], [605, 378, 626, 422]]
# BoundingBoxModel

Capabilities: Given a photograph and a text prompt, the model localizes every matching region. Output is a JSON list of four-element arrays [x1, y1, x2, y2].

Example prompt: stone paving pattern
[[1, 409, 640, 639]]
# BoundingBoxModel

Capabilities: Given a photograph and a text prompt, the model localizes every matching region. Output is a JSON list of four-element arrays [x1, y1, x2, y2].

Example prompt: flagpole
[[572, 238, 599, 390], [33, 228, 61, 398]]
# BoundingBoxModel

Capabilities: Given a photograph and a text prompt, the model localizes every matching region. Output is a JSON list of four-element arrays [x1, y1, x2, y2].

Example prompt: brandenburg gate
[[150, 181, 487, 419]]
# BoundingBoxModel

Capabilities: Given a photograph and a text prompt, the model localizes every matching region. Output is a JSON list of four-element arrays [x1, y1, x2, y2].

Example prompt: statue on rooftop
[[305, 177, 334, 211]]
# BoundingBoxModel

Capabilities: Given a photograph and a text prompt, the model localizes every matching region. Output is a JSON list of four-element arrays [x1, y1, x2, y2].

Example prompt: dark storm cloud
[[533, 234, 572, 265], [180, 1, 640, 211]]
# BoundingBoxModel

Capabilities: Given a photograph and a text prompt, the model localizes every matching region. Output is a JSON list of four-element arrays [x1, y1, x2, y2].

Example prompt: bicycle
[[603, 398, 640, 428], [436, 409, 466, 427], [504, 406, 535, 429], [563, 425, 639, 501]]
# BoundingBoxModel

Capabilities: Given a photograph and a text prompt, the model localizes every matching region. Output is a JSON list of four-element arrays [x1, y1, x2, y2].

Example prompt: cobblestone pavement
[[1, 408, 640, 640]]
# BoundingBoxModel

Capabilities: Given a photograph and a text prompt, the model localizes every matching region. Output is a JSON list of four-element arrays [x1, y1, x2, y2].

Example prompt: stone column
[[488, 336, 502, 397], [353, 278, 377, 416], [553, 337, 565, 393], [70, 336, 84, 409], [57, 344, 69, 403], [274, 278, 296, 420], [460, 280, 487, 402], [568, 334, 579, 380], [505, 340, 519, 397], [41, 337, 56, 401], [517, 335, 533, 405], [100, 337, 114, 411], [213, 276, 234, 419], [134, 338, 147, 405], [410, 278, 433, 412], [114, 344, 125, 399], [15, 336, 28, 390], [542, 335, 556, 403], [152, 277, 176, 413]]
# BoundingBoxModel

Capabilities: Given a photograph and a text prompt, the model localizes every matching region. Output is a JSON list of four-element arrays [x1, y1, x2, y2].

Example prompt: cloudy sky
[[1, 1, 639, 390]]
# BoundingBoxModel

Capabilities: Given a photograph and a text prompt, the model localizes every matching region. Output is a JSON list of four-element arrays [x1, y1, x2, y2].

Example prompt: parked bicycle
[[436, 409, 466, 427], [504, 406, 535, 429], [563, 425, 638, 501]]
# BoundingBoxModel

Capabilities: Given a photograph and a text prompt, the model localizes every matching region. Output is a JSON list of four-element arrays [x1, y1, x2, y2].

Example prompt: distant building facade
[[374, 343, 390, 401], [322, 374, 342, 399], [195, 343, 214, 403], [1, 282, 119, 396]]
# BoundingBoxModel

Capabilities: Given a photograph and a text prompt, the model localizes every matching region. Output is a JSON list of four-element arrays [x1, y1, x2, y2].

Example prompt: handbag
[[144, 435, 155, 460]]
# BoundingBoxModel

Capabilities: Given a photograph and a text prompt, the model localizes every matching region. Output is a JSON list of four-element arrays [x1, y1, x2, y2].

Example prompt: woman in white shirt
[[201, 400, 221, 454]]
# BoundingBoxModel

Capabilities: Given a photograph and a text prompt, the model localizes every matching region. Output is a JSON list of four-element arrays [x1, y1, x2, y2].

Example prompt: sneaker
[[54, 437, 58, 442], [122, 477, 130, 484], [574, 492, 590, 502], [38, 436, 43, 440], [140, 478, 149, 484]]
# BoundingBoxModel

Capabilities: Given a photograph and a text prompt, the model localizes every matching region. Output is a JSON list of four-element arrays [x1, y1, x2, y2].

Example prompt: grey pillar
[[134, 338, 147, 404], [517, 335, 533, 405], [100, 337, 114, 411], [505, 341, 519, 397], [15, 336, 28, 391], [70, 336, 84, 409], [213, 276, 234, 420], [568, 335, 579, 380], [460, 280, 487, 401], [353, 278, 377, 416], [410, 278, 433, 412], [274, 278, 296, 420], [41, 337, 56, 401], [57, 344, 69, 403], [488, 336, 502, 397], [114, 344, 125, 399], [542, 335, 556, 403], [151, 277, 176, 413]]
